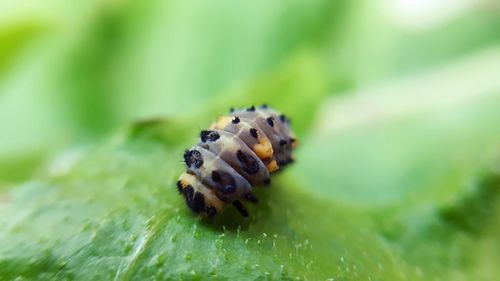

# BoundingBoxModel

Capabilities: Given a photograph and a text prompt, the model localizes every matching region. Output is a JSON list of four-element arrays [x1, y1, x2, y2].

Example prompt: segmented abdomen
[[177, 105, 296, 217]]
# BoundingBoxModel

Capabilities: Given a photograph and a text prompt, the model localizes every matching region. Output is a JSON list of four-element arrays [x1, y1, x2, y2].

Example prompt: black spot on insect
[[212, 171, 220, 181], [189, 192, 206, 213], [211, 171, 236, 194], [247, 106, 256, 112], [206, 206, 217, 218], [249, 128, 258, 139], [184, 150, 203, 168], [176, 181, 183, 194], [236, 150, 260, 174], [279, 139, 288, 146], [266, 117, 274, 127], [260, 104, 268, 109], [200, 130, 220, 143], [232, 117, 240, 124]]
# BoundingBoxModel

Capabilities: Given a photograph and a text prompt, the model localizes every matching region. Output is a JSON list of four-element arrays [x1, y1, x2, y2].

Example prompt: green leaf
[[0, 133, 417, 281], [295, 47, 500, 206], [1, 48, 500, 280], [0, 21, 47, 79]]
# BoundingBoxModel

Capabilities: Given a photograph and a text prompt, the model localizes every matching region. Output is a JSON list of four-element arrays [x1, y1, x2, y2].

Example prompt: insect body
[[177, 105, 297, 217]]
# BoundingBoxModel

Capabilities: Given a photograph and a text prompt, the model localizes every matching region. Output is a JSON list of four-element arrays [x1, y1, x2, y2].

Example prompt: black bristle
[[211, 171, 221, 182], [200, 130, 209, 142], [247, 106, 256, 112], [237, 150, 259, 174], [211, 171, 236, 194], [279, 139, 288, 146], [229, 107, 235, 113], [200, 130, 220, 142], [266, 117, 274, 127], [260, 104, 268, 109], [184, 150, 204, 168], [263, 178, 271, 186], [232, 117, 240, 124], [249, 128, 258, 138], [279, 114, 286, 123]]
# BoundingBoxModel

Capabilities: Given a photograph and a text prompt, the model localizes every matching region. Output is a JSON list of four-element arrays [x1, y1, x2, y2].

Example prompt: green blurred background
[[1, 1, 500, 280], [1, 0, 500, 194]]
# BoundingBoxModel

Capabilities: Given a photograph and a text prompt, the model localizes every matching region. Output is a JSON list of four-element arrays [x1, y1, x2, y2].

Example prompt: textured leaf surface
[[0, 128, 426, 281]]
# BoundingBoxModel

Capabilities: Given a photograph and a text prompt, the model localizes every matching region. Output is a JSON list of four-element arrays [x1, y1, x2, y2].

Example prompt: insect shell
[[177, 105, 297, 217]]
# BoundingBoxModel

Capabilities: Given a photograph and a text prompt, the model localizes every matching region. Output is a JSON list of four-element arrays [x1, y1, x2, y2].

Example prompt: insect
[[177, 105, 297, 217]]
